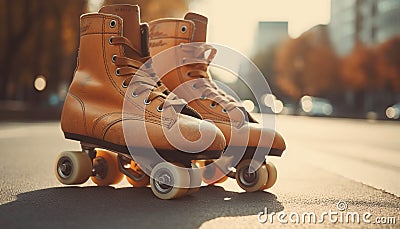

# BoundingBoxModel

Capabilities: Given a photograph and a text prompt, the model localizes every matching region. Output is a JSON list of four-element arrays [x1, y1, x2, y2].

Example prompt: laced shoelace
[[110, 36, 186, 110], [181, 43, 243, 112]]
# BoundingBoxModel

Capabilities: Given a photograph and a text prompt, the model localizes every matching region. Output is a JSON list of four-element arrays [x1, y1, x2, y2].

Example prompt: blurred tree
[[252, 45, 283, 98], [274, 26, 339, 102], [0, 0, 86, 104], [102, 0, 188, 21], [341, 44, 377, 91], [376, 36, 400, 93], [340, 43, 377, 112]]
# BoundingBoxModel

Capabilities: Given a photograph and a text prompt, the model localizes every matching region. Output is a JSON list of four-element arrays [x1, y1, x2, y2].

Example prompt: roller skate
[[55, 5, 226, 200], [148, 13, 286, 192]]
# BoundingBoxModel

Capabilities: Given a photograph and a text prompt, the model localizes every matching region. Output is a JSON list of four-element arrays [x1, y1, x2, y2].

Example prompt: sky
[[189, 0, 331, 55]]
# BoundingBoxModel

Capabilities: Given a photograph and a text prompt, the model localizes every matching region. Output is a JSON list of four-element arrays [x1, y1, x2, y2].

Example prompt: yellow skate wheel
[[197, 160, 228, 185], [126, 161, 150, 187], [260, 162, 277, 190], [186, 163, 202, 195], [235, 159, 268, 192], [90, 150, 124, 186], [150, 162, 190, 200], [55, 151, 92, 185]]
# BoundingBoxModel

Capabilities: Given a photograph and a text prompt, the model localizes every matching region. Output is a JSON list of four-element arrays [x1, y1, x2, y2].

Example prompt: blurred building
[[328, 0, 357, 56], [375, 0, 400, 43], [329, 0, 400, 56], [224, 21, 290, 109], [254, 21, 289, 54]]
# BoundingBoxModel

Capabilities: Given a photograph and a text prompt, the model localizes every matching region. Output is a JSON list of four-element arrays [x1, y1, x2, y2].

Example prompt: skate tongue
[[99, 4, 143, 57], [184, 12, 208, 42]]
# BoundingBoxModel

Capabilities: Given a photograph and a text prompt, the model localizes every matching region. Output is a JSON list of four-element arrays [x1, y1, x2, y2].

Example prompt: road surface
[[0, 115, 399, 228]]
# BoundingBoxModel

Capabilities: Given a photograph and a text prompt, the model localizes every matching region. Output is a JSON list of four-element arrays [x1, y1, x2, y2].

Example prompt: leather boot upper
[[61, 5, 226, 155], [149, 13, 286, 151]]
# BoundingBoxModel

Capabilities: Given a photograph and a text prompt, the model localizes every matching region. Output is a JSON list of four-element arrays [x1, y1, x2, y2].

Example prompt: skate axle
[[117, 155, 147, 182], [80, 143, 97, 159], [92, 156, 108, 179]]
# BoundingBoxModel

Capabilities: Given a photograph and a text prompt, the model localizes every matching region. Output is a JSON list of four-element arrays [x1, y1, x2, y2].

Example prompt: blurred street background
[[0, 0, 399, 228]]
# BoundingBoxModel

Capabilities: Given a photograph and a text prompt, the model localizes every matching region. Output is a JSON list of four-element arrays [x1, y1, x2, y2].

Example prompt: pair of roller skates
[[55, 4, 286, 200]]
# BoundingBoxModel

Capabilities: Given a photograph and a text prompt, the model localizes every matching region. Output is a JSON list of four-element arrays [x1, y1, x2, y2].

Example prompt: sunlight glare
[[189, 0, 331, 54]]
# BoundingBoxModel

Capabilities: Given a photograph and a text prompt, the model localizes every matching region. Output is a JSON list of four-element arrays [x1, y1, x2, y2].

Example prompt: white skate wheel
[[55, 151, 92, 185], [235, 159, 268, 192], [150, 162, 190, 200], [262, 162, 277, 190]]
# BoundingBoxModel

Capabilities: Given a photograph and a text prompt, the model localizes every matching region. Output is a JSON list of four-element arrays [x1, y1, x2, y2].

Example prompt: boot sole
[[64, 132, 223, 162]]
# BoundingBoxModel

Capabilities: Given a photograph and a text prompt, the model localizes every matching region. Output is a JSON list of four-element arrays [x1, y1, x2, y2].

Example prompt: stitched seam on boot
[[68, 92, 88, 135], [150, 36, 191, 41], [82, 32, 119, 36], [92, 111, 146, 136], [124, 96, 175, 127], [190, 18, 207, 24], [101, 117, 169, 141], [92, 112, 123, 137]]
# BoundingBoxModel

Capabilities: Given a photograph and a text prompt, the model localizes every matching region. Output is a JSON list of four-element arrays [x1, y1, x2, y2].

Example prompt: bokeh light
[[242, 99, 255, 112], [301, 96, 313, 113], [272, 99, 284, 114], [34, 75, 47, 92], [263, 93, 276, 107]]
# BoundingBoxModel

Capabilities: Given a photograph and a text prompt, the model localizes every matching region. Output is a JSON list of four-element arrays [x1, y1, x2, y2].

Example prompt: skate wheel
[[55, 151, 92, 185], [235, 159, 268, 192], [126, 161, 150, 187], [186, 162, 202, 195], [90, 149, 124, 186], [260, 162, 277, 190], [197, 160, 228, 185], [150, 162, 190, 200]]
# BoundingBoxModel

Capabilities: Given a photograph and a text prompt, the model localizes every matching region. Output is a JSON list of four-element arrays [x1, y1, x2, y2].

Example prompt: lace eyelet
[[109, 36, 114, 45], [181, 25, 187, 33], [132, 91, 138, 97], [110, 20, 117, 28], [222, 108, 227, 113], [200, 95, 206, 100], [122, 81, 128, 88], [157, 106, 163, 112], [144, 99, 151, 105], [210, 103, 216, 108], [185, 71, 190, 77], [115, 68, 120, 76], [192, 83, 196, 89], [112, 55, 117, 63]]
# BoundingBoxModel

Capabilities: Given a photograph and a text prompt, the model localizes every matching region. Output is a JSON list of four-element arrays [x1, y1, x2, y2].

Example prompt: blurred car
[[385, 103, 400, 120], [299, 96, 333, 116]]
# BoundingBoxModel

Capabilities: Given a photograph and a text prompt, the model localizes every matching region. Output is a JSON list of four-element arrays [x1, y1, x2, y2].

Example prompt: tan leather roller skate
[[148, 12, 286, 192]]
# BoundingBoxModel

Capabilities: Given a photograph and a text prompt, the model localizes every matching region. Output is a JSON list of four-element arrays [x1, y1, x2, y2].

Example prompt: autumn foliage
[[0, 0, 87, 102], [269, 26, 400, 109], [341, 44, 377, 91], [274, 26, 338, 101], [376, 37, 400, 92]]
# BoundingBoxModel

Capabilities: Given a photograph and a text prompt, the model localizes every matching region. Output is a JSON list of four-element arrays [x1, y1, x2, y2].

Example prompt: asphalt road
[[0, 115, 399, 228]]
